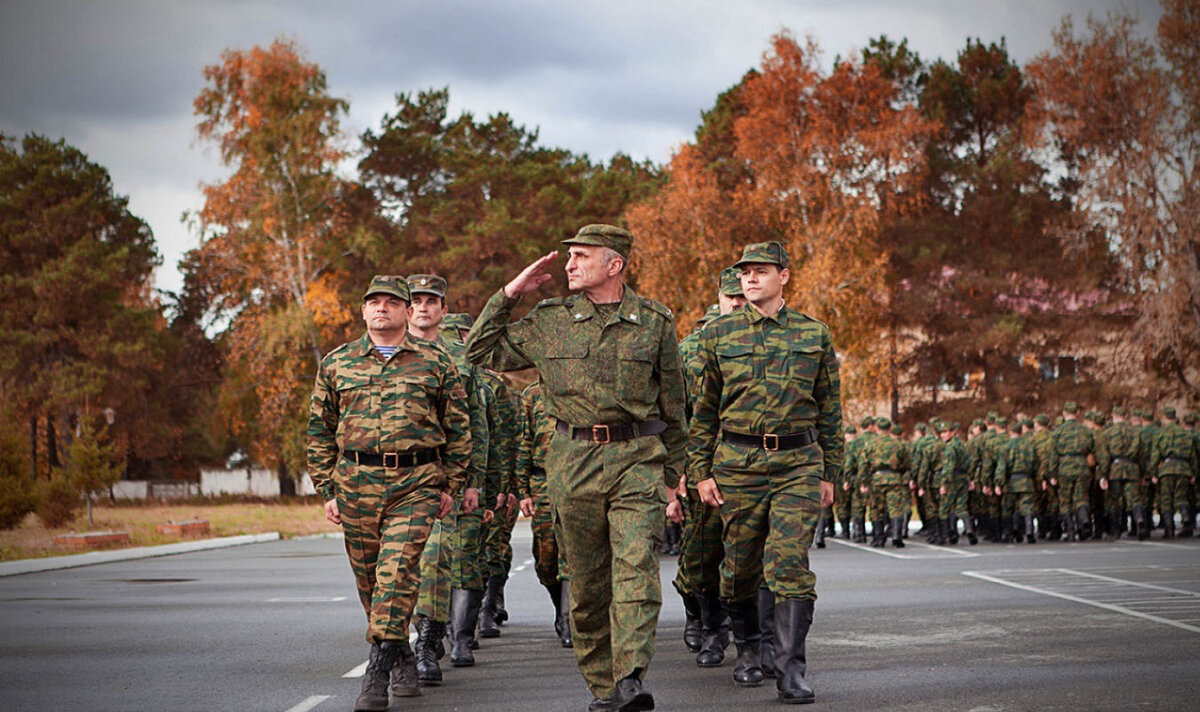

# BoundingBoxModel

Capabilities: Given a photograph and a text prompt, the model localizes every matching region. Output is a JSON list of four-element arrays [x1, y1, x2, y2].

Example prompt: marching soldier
[[1150, 407, 1197, 539], [1051, 402, 1096, 541]]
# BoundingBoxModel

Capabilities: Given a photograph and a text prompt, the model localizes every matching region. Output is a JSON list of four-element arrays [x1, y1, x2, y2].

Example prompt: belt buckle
[[382, 452, 399, 469], [763, 433, 779, 451], [592, 424, 611, 444]]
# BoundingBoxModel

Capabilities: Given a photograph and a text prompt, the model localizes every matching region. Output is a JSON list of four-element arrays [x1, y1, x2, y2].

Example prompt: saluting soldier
[[307, 275, 471, 711], [467, 224, 686, 712], [691, 241, 842, 705]]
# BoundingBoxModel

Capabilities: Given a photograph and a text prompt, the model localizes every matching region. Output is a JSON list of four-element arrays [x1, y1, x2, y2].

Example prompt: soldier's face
[[740, 264, 788, 305], [565, 246, 618, 291], [409, 294, 447, 330], [717, 292, 746, 315], [361, 295, 408, 333]]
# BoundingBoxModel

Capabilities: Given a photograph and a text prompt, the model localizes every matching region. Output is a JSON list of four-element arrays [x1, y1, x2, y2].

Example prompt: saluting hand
[[504, 252, 559, 299]]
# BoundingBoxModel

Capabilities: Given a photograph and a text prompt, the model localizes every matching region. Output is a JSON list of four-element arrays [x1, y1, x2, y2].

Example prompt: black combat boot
[[1025, 515, 1037, 544], [825, 515, 836, 538], [547, 581, 564, 639], [1179, 507, 1194, 538], [1008, 512, 1021, 543], [696, 591, 729, 667], [354, 640, 403, 712], [1162, 511, 1176, 539], [891, 516, 906, 548], [614, 671, 655, 711], [850, 516, 866, 543], [559, 581, 573, 648], [494, 575, 508, 625], [478, 575, 502, 638], [928, 518, 945, 546], [725, 597, 764, 687], [758, 587, 777, 679], [449, 588, 481, 666], [413, 616, 443, 686], [681, 590, 702, 653], [838, 516, 851, 540], [774, 599, 816, 705], [1076, 506, 1092, 541], [946, 516, 959, 545], [389, 640, 421, 699], [963, 515, 978, 545], [870, 518, 887, 547], [814, 515, 826, 549], [1132, 505, 1150, 541]]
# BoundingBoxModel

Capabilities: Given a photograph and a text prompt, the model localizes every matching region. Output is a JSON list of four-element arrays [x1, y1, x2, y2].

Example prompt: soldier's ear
[[778, 268, 790, 286]]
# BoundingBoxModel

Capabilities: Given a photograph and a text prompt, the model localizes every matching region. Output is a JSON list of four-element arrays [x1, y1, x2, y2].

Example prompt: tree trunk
[[29, 416, 38, 481], [47, 418, 60, 468], [889, 326, 900, 423]]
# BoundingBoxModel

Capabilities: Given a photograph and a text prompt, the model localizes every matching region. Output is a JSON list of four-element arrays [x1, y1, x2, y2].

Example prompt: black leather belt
[[722, 427, 817, 451], [555, 419, 667, 443], [343, 448, 440, 468]]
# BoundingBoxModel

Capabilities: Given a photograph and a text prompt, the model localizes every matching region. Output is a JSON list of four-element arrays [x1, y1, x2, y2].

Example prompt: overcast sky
[[0, 0, 1163, 297]]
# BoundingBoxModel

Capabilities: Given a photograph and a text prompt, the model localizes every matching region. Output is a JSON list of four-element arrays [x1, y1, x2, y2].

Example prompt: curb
[[0, 532, 282, 577]]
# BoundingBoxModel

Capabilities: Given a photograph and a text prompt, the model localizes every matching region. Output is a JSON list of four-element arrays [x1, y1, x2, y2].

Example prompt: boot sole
[[617, 692, 655, 711], [450, 659, 474, 667], [696, 659, 724, 668], [778, 693, 815, 704], [479, 630, 501, 638]]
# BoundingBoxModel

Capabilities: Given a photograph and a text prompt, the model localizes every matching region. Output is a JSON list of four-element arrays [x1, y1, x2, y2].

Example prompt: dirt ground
[[0, 498, 337, 561]]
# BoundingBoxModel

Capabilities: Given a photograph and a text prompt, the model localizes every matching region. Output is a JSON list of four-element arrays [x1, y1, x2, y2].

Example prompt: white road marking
[[963, 568, 1200, 634], [512, 557, 536, 573], [284, 694, 332, 712], [343, 662, 368, 678], [266, 597, 347, 602], [827, 537, 980, 559]]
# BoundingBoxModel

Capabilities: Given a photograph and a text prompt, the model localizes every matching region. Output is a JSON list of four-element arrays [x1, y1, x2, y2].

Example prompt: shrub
[[37, 469, 79, 529], [0, 412, 36, 530]]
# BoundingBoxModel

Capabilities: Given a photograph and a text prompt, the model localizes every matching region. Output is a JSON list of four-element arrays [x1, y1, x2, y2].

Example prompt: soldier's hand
[[995, 486, 1002, 496], [504, 252, 559, 299], [495, 492, 507, 511], [968, 480, 976, 492], [519, 497, 535, 518], [323, 499, 341, 526], [1050, 478, 1057, 487], [463, 487, 480, 515], [507, 493, 518, 513], [698, 478, 724, 507], [436, 492, 454, 520], [482, 509, 495, 524], [939, 485, 947, 496], [1099, 478, 1109, 491], [820, 480, 834, 508], [859, 485, 869, 494], [666, 498, 685, 524], [918, 488, 925, 497], [843, 482, 851, 491]]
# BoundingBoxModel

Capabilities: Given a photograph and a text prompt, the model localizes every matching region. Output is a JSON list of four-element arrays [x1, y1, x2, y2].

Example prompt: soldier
[[835, 424, 857, 540], [1051, 402, 1096, 541], [1099, 406, 1145, 540], [691, 241, 842, 705], [916, 420, 946, 544], [847, 417, 877, 543], [910, 422, 937, 539], [1030, 415, 1059, 541], [478, 368, 520, 639], [467, 224, 686, 712], [1138, 409, 1163, 531], [861, 418, 911, 548], [936, 421, 977, 545], [307, 275, 471, 711], [995, 419, 1040, 544], [675, 268, 743, 669], [1185, 412, 1200, 533], [515, 380, 573, 647], [1150, 406, 1197, 539]]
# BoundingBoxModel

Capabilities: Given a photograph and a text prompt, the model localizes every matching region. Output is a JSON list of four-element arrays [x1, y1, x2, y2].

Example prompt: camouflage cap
[[698, 303, 721, 326], [950, 422, 961, 431], [845, 424, 858, 435], [986, 411, 998, 424], [1184, 412, 1198, 425], [441, 313, 475, 332], [891, 424, 903, 435], [859, 416, 875, 429], [407, 274, 447, 299], [876, 417, 892, 430], [1063, 402, 1079, 414], [1034, 414, 1050, 426], [732, 241, 789, 270], [718, 266, 744, 296], [561, 224, 633, 260], [1163, 406, 1177, 420], [363, 274, 410, 302], [1021, 418, 1034, 429], [915, 422, 929, 433], [971, 418, 984, 428], [1111, 405, 1127, 417], [934, 421, 949, 433], [996, 416, 1008, 427]]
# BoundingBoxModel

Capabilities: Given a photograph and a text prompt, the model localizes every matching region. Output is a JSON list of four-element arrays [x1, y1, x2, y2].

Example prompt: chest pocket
[[617, 340, 657, 394], [334, 373, 374, 416], [541, 342, 588, 396], [789, 343, 823, 389], [387, 371, 440, 418], [716, 341, 755, 386]]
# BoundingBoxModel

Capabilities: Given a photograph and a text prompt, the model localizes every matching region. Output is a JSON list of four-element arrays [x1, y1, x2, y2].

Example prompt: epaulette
[[797, 312, 831, 330], [324, 340, 355, 361], [641, 297, 674, 319], [535, 296, 567, 309]]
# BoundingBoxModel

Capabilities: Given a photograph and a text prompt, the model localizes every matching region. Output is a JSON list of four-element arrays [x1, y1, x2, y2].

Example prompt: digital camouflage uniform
[[1051, 406, 1096, 539], [466, 225, 687, 701], [307, 292, 471, 645]]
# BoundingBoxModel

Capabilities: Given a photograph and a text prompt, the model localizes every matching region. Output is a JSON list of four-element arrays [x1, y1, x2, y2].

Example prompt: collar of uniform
[[566, 285, 643, 327], [354, 331, 419, 359], [742, 301, 791, 326]]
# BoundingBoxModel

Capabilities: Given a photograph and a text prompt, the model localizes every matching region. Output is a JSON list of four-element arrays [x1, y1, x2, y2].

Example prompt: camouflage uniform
[[860, 419, 911, 547], [918, 427, 946, 543], [1098, 407, 1146, 539], [1150, 408, 1198, 538], [688, 241, 842, 702], [1030, 416, 1060, 540], [1051, 404, 1096, 540], [307, 275, 471, 650], [467, 225, 687, 702], [936, 427, 976, 544], [994, 425, 1040, 542], [479, 371, 520, 636], [846, 418, 877, 542]]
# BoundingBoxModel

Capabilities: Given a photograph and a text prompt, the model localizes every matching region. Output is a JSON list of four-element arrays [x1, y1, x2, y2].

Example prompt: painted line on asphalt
[[0, 532, 282, 577], [827, 537, 980, 559], [512, 557, 536, 573], [342, 630, 420, 678], [266, 596, 348, 602], [285, 695, 332, 712], [1055, 568, 1200, 598], [963, 569, 1200, 634], [905, 540, 979, 557]]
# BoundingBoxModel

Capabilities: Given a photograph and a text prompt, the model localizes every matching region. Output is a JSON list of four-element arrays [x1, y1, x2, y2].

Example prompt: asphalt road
[[2, 521, 1198, 711]]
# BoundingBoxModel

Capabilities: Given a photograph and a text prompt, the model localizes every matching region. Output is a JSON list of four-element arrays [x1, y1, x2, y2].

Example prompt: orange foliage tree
[[628, 33, 937, 403], [183, 39, 355, 480]]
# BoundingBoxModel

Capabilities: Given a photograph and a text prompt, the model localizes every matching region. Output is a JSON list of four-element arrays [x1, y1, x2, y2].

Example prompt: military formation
[[828, 404, 1199, 548], [306, 227, 1196, 712]]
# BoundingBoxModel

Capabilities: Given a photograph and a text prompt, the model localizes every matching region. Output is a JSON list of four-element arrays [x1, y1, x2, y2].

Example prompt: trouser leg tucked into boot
[[870, 518, 887, 547], [478, 576, 502, 638], [546, 581, 564, 640], [813, 515, 826, 549], [354, 641, 403, 712], [389, 640, 421, 699], [758, 587, 777, 680], [1025, 514, 1036, 544], [891, 516, 906, 548], [413, 616, 443, 686], [494, 575, 509, 624], [682, 590, 702, 653], [1132, 505, 1150, 541], [838, 516, 851, 540], [725, 597, 764, 687], [696, 591, 729, 668], [1076, 506, 1092, 541], [774, 599, 816, 705], [558, 581, 573, 648], [1180, 507, 1195, 538], [449, 588, 481, 667]]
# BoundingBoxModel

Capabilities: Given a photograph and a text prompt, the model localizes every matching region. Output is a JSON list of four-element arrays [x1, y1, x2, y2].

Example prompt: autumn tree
[[184, 39, 355, 481], [1028, 5, 1200, 397], [0, 134, 168, 479], [358, 88, 661, 315]]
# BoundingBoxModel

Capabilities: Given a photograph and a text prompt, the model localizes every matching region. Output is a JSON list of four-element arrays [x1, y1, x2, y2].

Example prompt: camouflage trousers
[[484, 501, 518, 579], [415, 517, 452, 622], [338, 460, 442, 643], [530, 468, 569, 587], [1001, 490, 1035, 518], [832, 481, 852, 521], [938, 479, 969, 519], [874, 483, 910, 520], [716, 459, 823, 604], [917, 485, 939, 528], [1038, 482, 1060, 520], [451, 509, 486, 590], [546, 433, 666, 699], [1104, 478, 1144, 512], [673, 484, 723, 596], [849, 485, 869, 519], [1157, 474, 1191, 518], [1058, 475, 1093, 514]]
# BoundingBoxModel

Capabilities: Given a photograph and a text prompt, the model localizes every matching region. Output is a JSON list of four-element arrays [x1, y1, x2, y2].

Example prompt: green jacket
[[1051, 419, 1096, 480]]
